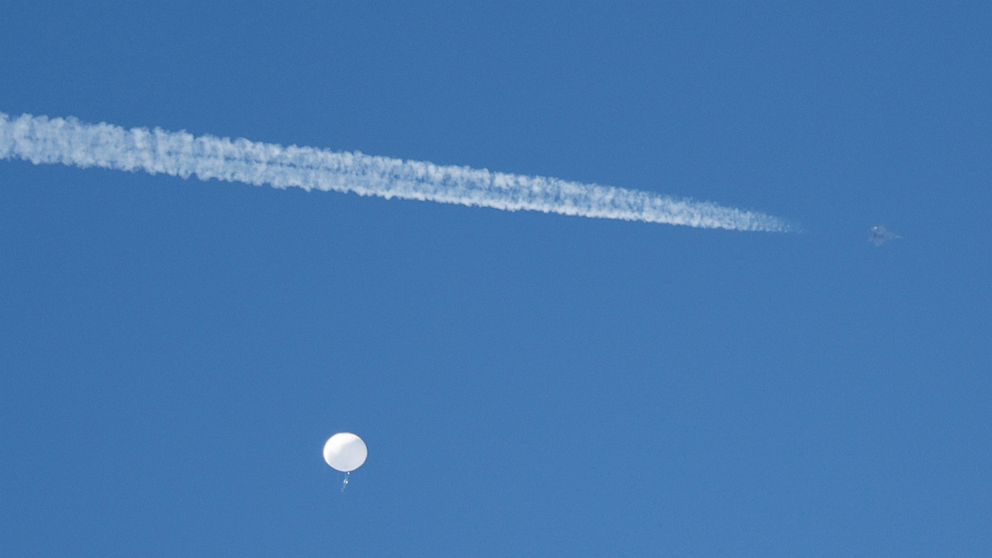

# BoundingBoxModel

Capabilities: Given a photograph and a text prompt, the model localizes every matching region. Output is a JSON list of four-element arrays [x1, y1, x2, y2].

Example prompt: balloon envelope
[[323, 433, 367, 472]]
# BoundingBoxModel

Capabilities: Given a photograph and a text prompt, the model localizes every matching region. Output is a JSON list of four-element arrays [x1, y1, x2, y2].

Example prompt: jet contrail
[[0, 111, 790, 231]]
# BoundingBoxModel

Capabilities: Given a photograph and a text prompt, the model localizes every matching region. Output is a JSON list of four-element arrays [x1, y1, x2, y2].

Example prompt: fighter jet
[[870, 225, 901, 247]]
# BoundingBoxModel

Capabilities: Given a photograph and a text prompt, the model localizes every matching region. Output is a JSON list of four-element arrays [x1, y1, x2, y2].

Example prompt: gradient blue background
[[1, 2, 989, 555]]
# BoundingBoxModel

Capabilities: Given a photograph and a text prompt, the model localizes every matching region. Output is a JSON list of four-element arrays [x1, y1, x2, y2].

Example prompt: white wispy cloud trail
[[0, 112, 790, 231]]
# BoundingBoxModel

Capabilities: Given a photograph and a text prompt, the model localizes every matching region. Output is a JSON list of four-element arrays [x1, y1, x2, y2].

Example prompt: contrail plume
[[0, 112, 790, 232]]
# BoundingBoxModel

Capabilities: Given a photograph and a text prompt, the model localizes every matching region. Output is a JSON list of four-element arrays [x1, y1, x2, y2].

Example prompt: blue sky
[[1, 2, 989, 555]]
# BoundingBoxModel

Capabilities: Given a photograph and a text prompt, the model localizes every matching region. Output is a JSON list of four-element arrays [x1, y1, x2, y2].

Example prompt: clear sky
[[1, 2, 989, 555]]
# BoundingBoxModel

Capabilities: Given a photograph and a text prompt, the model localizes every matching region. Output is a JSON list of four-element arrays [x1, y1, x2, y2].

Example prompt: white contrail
[[0, 111, 790, 231]]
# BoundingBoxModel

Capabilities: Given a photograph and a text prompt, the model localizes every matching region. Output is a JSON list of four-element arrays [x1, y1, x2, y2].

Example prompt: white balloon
[[323, 433, 367, 473]]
